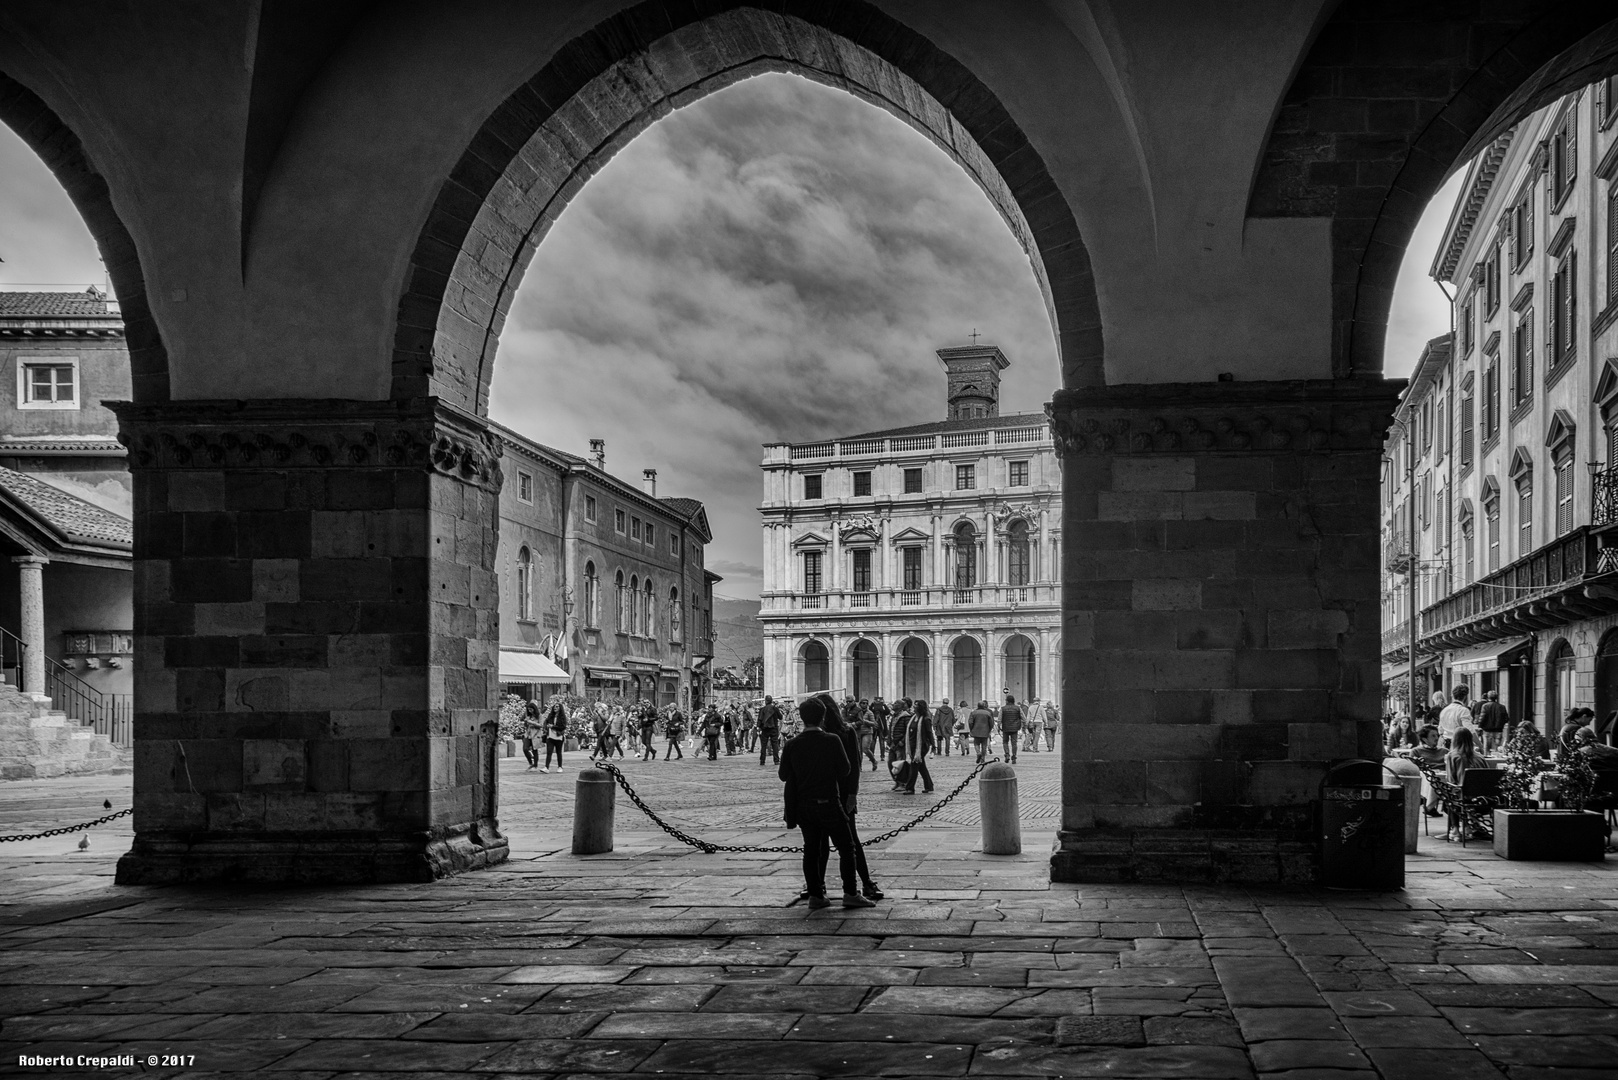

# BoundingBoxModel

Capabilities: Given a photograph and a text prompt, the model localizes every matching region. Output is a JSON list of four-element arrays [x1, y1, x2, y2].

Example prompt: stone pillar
[[931, 629, 945, 704], [112, 399, 508, 885], [1047, 379, 1396, 885], [1037, 627, 1052, 703], [13, 555, 47, 696]]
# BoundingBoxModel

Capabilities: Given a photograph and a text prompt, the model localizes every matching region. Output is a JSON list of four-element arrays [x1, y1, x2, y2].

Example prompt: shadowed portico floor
[[2, 759, 1617, 1078]]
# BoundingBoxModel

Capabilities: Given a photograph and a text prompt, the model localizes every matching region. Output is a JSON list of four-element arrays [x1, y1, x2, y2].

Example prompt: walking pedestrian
[[779, 696, 875, 910], [702, 707, 723, 761], [640, 707, 659, 760], [757, 695, 782, 764], [521, 699, 542, 769], [1437, 686, 1473, 745], [870, 696, 891, 744], [1022, 698, 1042, 753], [1475, 690, 1510, 753], [998, 694, 1024, 764], [1042, 698, 1059, 751], [969, 699, 994, 763], [893, 699, 935, 794], [722, 707, 738, 755], [664, 708, 686, 760], [540, 697, 568, 773], [934, 699, 955, 756], [853, 704, 878, 770]]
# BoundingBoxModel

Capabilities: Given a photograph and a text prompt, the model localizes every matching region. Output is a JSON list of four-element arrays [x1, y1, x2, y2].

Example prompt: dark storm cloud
[[490, 73, 1062, 600]]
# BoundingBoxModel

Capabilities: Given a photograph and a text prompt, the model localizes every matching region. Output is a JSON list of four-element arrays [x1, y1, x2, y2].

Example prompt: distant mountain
[[711, 597, 763, 671]]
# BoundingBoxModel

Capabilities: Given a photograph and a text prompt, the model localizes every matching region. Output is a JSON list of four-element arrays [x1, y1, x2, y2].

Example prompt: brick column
[[111, 398, 508, 885], [1047, 379, 1397, 885]]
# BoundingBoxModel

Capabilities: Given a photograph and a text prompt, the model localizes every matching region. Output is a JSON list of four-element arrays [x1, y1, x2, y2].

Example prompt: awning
[[1382, 656, 1440, 682], [498, 650, 572, 683], [622, 655, 661, 670], [1449, 637, 1532, 675], [585, 666, 629, 681]]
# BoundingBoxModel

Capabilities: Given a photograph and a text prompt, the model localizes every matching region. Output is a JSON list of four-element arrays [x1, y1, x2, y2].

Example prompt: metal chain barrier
[[589, 757, 1000, 854], [0, 807, 132, 842]]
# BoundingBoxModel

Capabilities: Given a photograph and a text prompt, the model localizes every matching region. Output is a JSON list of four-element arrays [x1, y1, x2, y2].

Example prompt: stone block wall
[[110, 399, 507, 884], [1048, 379, 1400, 884]]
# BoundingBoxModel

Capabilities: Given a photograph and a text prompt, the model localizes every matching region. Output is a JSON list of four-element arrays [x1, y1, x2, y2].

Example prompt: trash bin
[[1319, 759, 1404, 890], [1382, 756, 1423, 855]]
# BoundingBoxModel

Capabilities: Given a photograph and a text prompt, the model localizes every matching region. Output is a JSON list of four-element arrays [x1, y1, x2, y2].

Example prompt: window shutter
[[1609, 188, 1618, 304]]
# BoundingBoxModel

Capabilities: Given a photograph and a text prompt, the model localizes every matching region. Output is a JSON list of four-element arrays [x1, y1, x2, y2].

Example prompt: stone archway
[[391, 3, 1101, 412]]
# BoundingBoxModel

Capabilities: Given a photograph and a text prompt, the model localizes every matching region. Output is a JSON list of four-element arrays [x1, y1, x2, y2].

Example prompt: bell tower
[[937, 343, 1010, 420]]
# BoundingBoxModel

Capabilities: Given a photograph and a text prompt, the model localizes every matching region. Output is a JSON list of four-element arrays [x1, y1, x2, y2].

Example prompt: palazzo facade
[[760, 345, 1060, 707]]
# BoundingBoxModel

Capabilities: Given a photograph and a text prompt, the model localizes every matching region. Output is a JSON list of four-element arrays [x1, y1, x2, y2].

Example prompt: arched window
[[669, 587, 681, 641], [950, 636, 981, 705], [850, 639, 878, 699], [901, 637, 930, 700], [615, 570, 627, 632], [954, 522, 977, 589], [584, 562, 599, 628], [644, 579, 655, 637], [802, 640, 830, 693], [1007, 520, 1031, 587], [1003, 634, 1036, 704], [629, 575, 640, 635], [515, 546, 533, 621]]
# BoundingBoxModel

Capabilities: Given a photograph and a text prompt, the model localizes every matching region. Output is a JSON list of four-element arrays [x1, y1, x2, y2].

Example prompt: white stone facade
[[760, 345, 1061, 708]]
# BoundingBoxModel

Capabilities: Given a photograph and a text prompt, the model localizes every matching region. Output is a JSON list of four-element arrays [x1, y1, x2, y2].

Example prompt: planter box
[[504, 740, 516, 758], [564, 737, 580, 752], [1492, 810, 1607, 861]]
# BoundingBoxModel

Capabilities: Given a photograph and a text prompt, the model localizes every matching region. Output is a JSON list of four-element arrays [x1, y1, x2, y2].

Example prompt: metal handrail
[[0, 625, 26, 693], [46, 655, 106, 720]]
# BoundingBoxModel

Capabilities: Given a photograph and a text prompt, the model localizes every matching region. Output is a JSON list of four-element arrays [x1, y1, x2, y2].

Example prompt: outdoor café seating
[[1413, 759, 1504, 845]]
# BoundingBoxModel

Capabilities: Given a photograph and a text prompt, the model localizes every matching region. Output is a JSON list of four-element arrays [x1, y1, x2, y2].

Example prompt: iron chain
[[0, 807, 132, 842], [589, 757, 999, 854]]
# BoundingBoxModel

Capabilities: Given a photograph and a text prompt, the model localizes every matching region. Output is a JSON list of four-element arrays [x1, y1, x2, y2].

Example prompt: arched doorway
[[1003, 634, 1036, 704], [1598, 631, 1618, 741], [900, 638, 929, 702], [849, 639, 879, 701], [951, 636, 982, 706], [1547, 639, 1575, 729], [801, 640, 829, 695]]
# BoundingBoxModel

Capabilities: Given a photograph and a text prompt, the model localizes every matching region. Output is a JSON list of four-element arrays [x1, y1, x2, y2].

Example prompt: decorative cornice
[[106, 397, 502, 490], [1045, 379, 1402, 457], [1547, 216, 1577, 259], [1510, 281, 1534, 313]]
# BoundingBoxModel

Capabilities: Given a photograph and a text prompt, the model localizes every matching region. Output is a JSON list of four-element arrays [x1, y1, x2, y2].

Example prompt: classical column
[[1037, 627, 1053, 703], [831, 632, 845, 695], [12, 555, 47, 696], [112, 399, 508, 885], [829, 522, 842, 596], [879, 631, 894, 700], [1047, 379, 1398, 886], [931, 629, 945, 704]]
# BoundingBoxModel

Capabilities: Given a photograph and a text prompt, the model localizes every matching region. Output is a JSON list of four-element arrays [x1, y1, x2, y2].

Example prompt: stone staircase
[[0, 681, 130, 780]]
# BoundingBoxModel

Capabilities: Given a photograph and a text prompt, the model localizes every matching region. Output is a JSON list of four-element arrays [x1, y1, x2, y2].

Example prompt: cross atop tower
[[969, 328, 982, 345]]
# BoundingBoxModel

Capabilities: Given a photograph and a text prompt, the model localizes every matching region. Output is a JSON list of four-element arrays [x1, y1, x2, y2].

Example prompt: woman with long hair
[[1443, 726, 1489, 842], [814, 693, 882, 901], [541, 697, 569, 773]]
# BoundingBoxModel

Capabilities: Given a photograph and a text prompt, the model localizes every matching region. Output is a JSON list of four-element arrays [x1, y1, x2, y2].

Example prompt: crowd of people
[[1386, 683, 1618, 841], [514, 691, 1061, 775]]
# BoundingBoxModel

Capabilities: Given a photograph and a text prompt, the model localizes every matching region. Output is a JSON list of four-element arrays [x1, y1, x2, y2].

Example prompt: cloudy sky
[[0, 71, 1460, 600]]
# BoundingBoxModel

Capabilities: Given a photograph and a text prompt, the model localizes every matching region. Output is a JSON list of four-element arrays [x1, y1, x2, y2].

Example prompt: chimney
[[642, 469, 657, 497], [589, 439, 605, 470]]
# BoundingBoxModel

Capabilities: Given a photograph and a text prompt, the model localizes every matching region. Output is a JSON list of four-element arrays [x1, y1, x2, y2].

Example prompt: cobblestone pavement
[[3, 759, 1618, 1079]]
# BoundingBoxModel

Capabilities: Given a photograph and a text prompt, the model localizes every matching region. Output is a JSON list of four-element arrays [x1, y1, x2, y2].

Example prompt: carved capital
[[1045, 379, 1401, 459], [107, 397, 503, 491]]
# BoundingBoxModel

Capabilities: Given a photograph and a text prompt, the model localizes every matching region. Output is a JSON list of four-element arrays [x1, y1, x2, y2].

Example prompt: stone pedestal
[[1047, 379, 1398, 884], [110, 398, 508, 884]]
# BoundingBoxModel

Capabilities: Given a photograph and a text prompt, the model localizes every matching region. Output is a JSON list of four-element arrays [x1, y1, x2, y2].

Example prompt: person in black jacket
[[817, 693, 883, 901], [779, 696, 875, 909], [757, 696, 782, 765]]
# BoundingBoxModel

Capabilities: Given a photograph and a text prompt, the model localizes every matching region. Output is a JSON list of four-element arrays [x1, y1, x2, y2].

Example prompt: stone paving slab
[[6, 768, 1618, 1077]]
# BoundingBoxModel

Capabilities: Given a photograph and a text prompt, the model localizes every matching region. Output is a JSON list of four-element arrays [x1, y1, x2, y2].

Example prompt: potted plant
[[1493, 726, 1606, 861]]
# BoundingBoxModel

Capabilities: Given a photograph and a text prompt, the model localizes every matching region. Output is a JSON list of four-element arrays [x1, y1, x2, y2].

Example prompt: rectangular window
[[1555, 450, 1574, 537], [803, 474, 822, 500], [1609, 422, 1618, 468], [1518, 481, 1533, 556], [1436, 396, 1447, 461], [1485, 243, 1501, 315], [1512, 187, 1534, 268], [903, 467, 923, 494], [517, 471, 533, 503], [18, 360, 77, 408], [1610, 186, 1618, 306], [1512, 308, 1533, 406], [803, 550, 823, 594], [852, 471, 871, 497], [1460, 388, 1474, 466], [631, 517, 641, 541], [1487, 500, 1500, 572], [1460, 292, 1474, 355], [1551, 252, 1577, 365], [614, 508, 625, 533], [1008, 461, 1029, 487], [670, 533, 680, 557], [851, 548, 871, 592], [1421, 399, 1432, 453], [1463, 519, 1475, 584], [1602, 75, 1618, 129], [1483, 354, 1500, 440], [955, 464, 975, 490], [1552, 108, 1577, 205], [1420, 471, 1431, 531], [585, 495, 597, 522], [902, 546, 922, 591], [644, 524, 654, 547]]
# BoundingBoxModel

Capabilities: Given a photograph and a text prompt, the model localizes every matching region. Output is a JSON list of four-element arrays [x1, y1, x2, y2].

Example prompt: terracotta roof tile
[[0, 290, 112, 317], [0, 467, 131, 548]]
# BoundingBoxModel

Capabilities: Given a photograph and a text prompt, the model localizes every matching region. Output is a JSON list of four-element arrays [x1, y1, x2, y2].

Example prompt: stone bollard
[[1383, 757, 1422, 855], [979, 762, 1021, 855], [572, 768, 616, 855]]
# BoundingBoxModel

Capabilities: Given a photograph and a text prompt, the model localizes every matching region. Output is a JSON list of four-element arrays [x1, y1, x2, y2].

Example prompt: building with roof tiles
[[760, 344, 1060, 708], [1381, 75, 1618, 729], [0, 289, 133, 759], [493, 423, 716, 710]]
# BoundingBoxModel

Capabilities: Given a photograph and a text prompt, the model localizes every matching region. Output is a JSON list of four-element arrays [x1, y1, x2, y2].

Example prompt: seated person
[[1576, 726, 1618, 773], [1410, 725, 1447, 817], [1508, 719, 1551, 760], [1444, 727, 1492, 842]]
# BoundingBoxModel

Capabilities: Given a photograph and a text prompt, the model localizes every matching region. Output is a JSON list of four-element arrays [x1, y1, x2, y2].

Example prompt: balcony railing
[[1380, 619, 1411, 659], [1595, 467, 1618, 528], [781, 426, 1054, 462], [849, 592, 871, 607], [1420, 525, 1592, 638], [800, 593, 822, 609], [900, 590, 922, 606], [773, 584, 1059, 614]]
